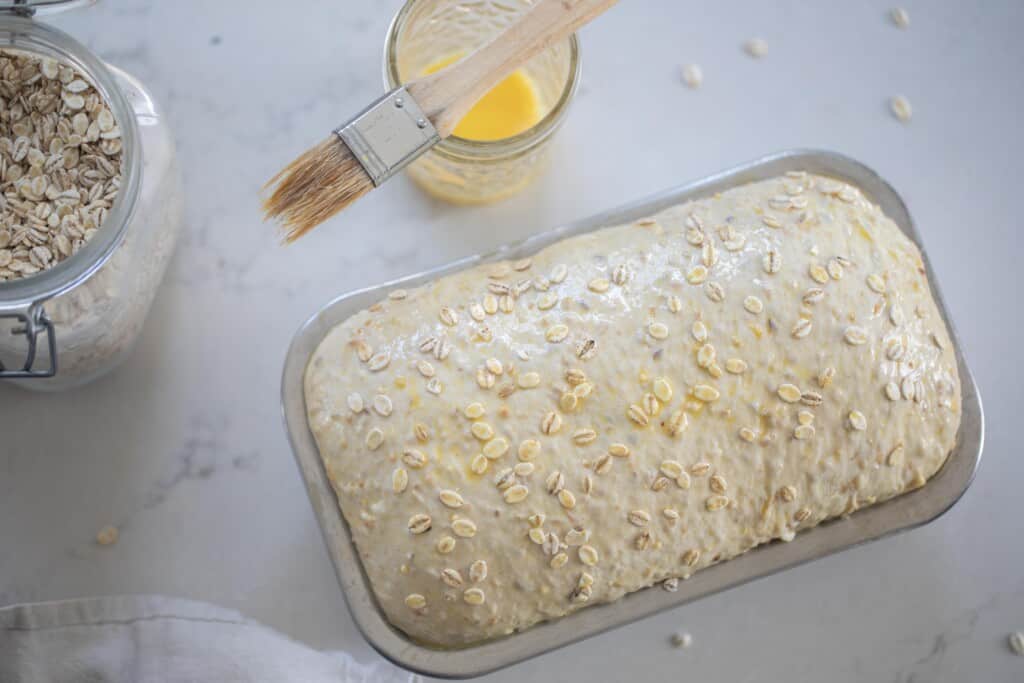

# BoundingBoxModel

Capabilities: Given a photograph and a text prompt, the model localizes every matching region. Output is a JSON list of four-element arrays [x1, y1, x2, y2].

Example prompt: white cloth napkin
[[0, 595, 422, 683]]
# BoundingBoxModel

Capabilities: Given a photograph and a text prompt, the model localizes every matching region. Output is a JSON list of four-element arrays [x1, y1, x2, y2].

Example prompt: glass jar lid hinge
[[0, 305, 56, 378], [8, 0, 34, 17], [0, 0, 97, 18]]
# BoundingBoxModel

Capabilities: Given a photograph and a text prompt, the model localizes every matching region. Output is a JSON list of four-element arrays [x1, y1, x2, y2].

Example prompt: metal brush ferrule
[[335, 87, 440, 186]]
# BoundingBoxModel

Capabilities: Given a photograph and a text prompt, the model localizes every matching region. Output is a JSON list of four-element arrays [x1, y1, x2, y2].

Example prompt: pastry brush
[[263, 0, 619, 242]]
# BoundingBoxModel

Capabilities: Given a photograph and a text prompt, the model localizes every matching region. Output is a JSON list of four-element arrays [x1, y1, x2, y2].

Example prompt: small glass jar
[[384, 0, 581, 205], [0, 1, 183, 391]]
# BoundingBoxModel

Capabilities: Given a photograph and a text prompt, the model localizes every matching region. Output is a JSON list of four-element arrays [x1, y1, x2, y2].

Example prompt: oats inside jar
[[0, 49, 123, 282]]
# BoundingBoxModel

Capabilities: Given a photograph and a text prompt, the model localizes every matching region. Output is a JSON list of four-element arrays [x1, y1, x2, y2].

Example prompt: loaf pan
[[280, 149, 983, 679]]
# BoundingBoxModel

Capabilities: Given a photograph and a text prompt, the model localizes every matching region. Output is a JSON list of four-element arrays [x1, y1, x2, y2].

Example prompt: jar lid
[[0, 0, 96, 16]]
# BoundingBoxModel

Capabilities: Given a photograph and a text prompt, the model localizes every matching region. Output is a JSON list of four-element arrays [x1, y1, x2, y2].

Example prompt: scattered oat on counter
[[1010, 631, 1024, 656], [744, 38, 768, 59], [680, 64, 703, 89], [96, 524, 119, 546], [890, 7, 910, 29], [890, 95, 913, 122], [670, 631, 693, 649]]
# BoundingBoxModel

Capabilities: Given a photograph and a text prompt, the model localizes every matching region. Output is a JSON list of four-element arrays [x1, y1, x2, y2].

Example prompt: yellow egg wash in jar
[[384, 0, 580, 205], [421, 52, 543, 142]]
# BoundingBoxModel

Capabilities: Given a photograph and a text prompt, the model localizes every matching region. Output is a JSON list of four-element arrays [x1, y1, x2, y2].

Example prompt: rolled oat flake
[[890, 95, 912, 123], [1010, 631, 1024, 657], [744, 38, 768, 58], [670, 631, 693, 649], [681, 63, 703, 89]]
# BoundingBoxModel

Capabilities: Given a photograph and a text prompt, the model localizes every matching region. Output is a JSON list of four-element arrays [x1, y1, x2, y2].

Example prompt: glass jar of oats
[[0, 1, 182, 391], [384, 0, 581, 205]]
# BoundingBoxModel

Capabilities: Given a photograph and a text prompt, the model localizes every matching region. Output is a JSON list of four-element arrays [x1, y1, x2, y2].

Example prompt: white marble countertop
[[3, 1, 1022, 680]]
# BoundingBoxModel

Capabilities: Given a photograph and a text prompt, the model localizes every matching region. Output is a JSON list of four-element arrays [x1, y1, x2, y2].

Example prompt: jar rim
[[0, 16, 142, 311], [383, 0, 581, 161]]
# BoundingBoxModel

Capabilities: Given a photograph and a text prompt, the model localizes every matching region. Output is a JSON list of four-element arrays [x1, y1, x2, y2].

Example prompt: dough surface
[[305, 173, 961, 647]]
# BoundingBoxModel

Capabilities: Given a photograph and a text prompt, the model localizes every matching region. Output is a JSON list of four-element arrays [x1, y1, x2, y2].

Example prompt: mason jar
[[384, 0, 581, 205], [0, 0, 183, 391]]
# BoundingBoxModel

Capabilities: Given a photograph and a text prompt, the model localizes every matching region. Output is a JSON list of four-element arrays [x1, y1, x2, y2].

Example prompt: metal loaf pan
[[281, 150, 984, 679]]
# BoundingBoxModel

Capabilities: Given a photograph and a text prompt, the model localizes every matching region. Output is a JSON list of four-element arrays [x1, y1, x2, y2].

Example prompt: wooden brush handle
[[407, 0, 618, 138]]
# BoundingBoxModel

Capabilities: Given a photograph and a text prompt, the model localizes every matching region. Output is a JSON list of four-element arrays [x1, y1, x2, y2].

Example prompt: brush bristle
[[262, 136, 374, 242]]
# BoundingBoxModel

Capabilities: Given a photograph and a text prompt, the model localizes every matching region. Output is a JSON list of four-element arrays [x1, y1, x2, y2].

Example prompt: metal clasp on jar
[[0, 1, 98, 19], [0, 302, 57, 378]]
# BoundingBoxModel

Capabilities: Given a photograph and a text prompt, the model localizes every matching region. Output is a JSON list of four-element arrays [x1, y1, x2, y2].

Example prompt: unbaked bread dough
[[305, 173, 961, 647]]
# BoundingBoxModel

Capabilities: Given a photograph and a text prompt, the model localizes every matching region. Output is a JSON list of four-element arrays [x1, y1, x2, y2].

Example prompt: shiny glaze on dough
[[305, 174, 961, 647]]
